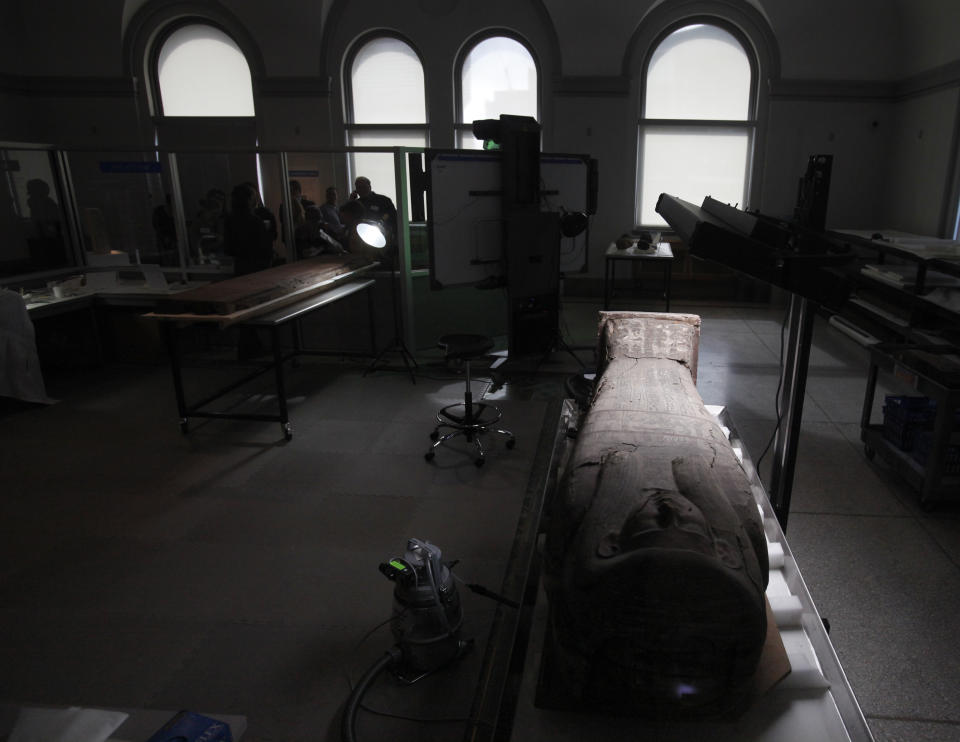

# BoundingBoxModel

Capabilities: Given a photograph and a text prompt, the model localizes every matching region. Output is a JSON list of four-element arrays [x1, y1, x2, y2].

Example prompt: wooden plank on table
[[157, 256, 374, 316], [145, 256, 376, 326]]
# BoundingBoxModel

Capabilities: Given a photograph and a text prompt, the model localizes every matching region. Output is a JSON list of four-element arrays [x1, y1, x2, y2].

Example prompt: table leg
[[162, 321, 189, 434], [664, 261, 673, 312], [291, 317, 303, 368], [604, 258, 612, 310], [271, 326, 292, 440], [367, 283, 377, 354]]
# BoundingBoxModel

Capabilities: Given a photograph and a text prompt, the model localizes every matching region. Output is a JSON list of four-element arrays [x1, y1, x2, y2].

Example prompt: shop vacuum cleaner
[[341, 538, 472, 742]]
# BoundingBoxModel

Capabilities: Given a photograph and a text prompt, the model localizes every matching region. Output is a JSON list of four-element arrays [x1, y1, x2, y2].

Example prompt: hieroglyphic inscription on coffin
[[540, 311, 769, 718]]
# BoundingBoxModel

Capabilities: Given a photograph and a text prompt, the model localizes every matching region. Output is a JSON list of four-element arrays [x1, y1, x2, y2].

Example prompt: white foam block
[[778, 628, 831, 690], [766, 569, 792, 598], [768, 541, 785, 569], [770, 594, 804, 626]]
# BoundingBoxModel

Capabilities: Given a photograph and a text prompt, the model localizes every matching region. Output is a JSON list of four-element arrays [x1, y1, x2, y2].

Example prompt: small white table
[[603, 240, 674, 311]]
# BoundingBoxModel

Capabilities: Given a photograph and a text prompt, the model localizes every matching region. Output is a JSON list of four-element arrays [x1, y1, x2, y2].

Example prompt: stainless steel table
[[603, 241, 674, 310], [158, 278, 377, 440]]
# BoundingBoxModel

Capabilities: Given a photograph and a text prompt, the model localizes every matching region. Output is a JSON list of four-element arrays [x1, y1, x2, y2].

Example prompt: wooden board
[[157, 255, 374, 316], [145, 256, 376, 327]]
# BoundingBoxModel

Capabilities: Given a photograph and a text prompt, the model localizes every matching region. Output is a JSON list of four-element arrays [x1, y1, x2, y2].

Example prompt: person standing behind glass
[[224, 183, 273, 359], [242, 181, 279, 262], [224, 183, 272, 276], [26, 178, 65, 268], [349, 176, 396, 245], [318, 186, 346, 242]]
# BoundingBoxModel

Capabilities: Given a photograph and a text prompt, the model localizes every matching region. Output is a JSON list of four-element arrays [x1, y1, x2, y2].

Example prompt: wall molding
[[894, 58, 960, 100], [0, 73, 334, 100], [4, 58, 960, 104], [0, 75, 135, 98], [771, 60, 960, 103], [769, 78, 894, 101]]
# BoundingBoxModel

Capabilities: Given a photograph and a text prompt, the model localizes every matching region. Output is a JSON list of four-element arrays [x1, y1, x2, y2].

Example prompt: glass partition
[[285, 152, 348, 259], [0, 144, 412, 282], [347, 132, 427, 208], [173, 152, 246, 268], [255, 152, 286, 261], [0, 147, 76, 278], [65, 150, 173, 266]]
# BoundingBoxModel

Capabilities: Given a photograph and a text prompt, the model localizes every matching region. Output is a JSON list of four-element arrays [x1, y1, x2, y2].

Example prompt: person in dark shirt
[[223, 183, 275, 359], [242, 181, 279, 247], [224, 183, 273, 276], [297, 204, 345, 257], [318, 186, 346, 242], [349, 176, 396, 244]]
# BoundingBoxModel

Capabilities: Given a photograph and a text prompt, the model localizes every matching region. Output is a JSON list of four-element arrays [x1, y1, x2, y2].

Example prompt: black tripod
[[364, 253, 418, 383]]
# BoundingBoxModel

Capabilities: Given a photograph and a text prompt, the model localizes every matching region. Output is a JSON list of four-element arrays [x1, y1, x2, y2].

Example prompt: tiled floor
[[1, 296, 958, 741]]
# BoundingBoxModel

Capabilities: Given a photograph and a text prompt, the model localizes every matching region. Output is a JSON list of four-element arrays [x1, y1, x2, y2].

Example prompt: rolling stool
[[425, 334, 515, 467]]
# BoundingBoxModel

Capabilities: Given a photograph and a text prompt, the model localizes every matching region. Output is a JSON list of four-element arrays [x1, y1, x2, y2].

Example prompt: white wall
[[761, 99, 894, 226], [886, 88, 960, 234], [895, 0, 960, 77]]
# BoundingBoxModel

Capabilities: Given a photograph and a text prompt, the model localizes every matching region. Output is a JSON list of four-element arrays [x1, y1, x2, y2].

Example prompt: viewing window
[[156, 23, 255, 116], [346, 36, 427, 205], [637, 23, 755, 226], [456, 35, 538, 149]]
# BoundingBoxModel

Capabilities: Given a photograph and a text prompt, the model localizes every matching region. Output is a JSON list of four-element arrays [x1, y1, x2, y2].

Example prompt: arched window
[[155, 23, 255, 116], [346, 35, 427, 204], [637, 22, 755, 226], [456, 35, 539, 149]]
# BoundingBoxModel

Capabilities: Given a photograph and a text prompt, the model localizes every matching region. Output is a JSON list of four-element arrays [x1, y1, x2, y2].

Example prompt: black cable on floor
[[341, 648, 400, 742], [756, 305, 789, 469]]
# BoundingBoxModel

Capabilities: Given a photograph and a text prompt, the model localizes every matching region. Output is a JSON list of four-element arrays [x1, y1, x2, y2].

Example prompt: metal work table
[[156, 278, 376, 440], [603, 240, 674, 310], [860, 343, 960, 506], [24, 279, 210, 319]]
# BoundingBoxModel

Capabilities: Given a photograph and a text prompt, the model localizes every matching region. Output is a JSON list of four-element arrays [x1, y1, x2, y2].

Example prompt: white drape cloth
[[0, 289, 54, 404]]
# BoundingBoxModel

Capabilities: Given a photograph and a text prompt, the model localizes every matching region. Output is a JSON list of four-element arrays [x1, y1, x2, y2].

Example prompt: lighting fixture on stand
[[361, 219, 418, 384]]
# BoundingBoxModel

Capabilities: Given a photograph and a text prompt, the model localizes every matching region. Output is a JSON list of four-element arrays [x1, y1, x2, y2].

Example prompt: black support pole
[[769, 293, 817, 531]]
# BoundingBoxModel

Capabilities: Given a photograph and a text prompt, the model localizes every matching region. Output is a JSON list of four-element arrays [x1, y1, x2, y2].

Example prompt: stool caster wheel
[[864, 444, 875, 461], [283, 423, 293, 441], [430, 430, 439, 441], [475, 457, 485, 468], [179, 419, 189, 435], [506, 438, 516, 450], [425, 451, 435, 462]]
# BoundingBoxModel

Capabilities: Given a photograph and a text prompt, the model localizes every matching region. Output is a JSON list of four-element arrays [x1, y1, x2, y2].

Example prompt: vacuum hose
[[341, 648, 399, 742]]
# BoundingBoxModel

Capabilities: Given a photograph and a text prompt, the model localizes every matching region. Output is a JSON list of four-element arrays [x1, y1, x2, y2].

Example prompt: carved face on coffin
[[572, 488, 762, 714], [596, 490, 715, 559]]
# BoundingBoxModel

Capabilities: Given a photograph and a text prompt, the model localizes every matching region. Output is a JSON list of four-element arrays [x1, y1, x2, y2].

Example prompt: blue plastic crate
[[146, 711, 232, 742], [911, 431, 960, 474], [882, 395, 936, 451]]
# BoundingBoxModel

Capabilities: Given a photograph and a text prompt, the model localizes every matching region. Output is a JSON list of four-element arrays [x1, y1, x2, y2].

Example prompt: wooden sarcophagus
[[540, 312, 769, 717]]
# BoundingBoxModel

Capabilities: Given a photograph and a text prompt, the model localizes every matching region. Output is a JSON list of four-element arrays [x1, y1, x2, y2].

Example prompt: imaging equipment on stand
[[416, 115, 596, 358], [655, 155, 854, 529]]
